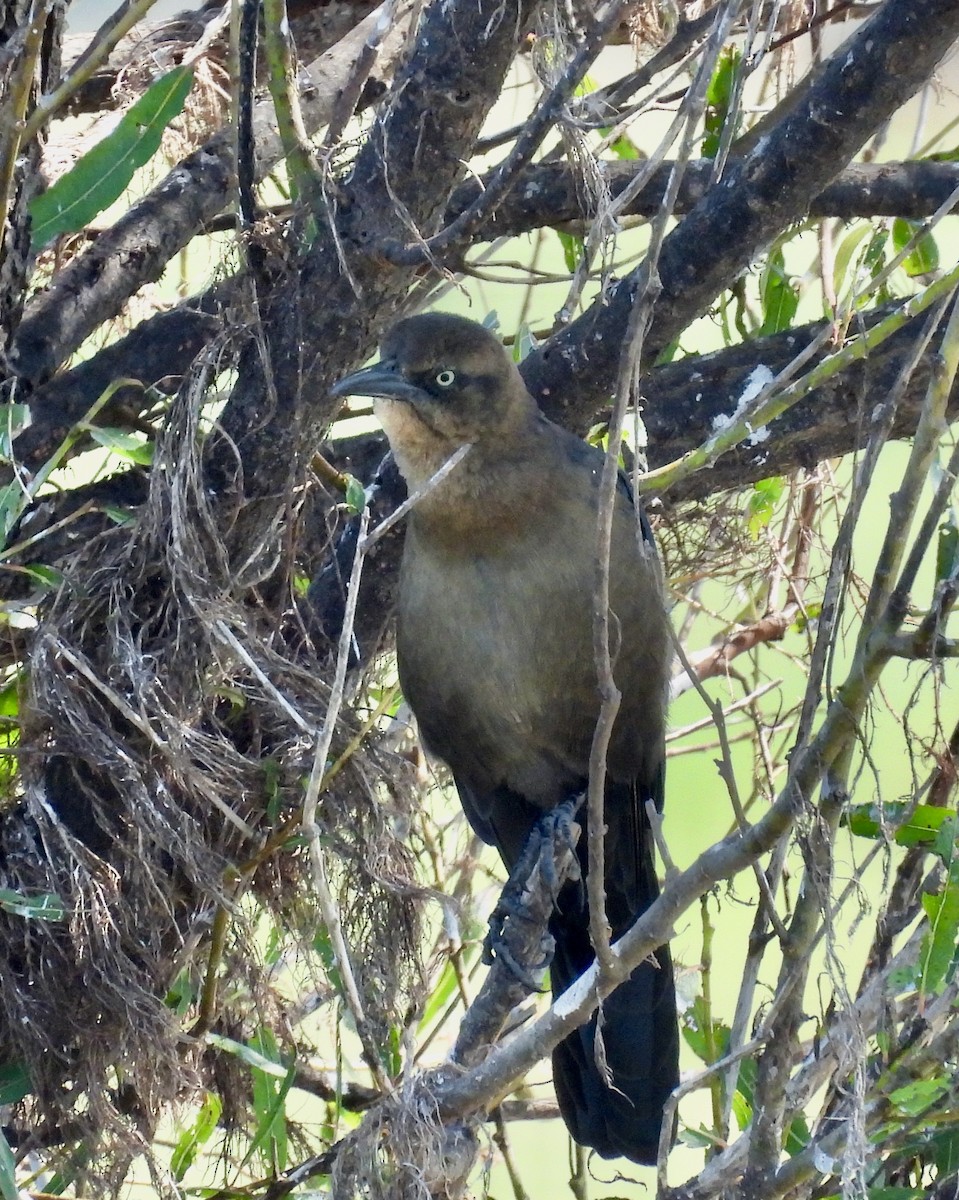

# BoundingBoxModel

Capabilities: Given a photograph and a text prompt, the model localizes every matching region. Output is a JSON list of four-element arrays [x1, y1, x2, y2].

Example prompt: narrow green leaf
[[758, 249, 799, 337], [556, 229, 584, 273], [171, 1092, 222, 1180], [0, 887, 65, 920], [919, 845, 959, 998], [418, 959, 463, 1032], [888, 1075, 950, 1118], [865, 1189, 927, 1200], [29, 66, 195, 248], [703, 47, 741, 158], [747, 475, 785, 538], [0, 404, 31, 460], [86, 425, 154, 465], [100, 503, 137, 526], [936, 511, 959, 583], [344, 474, 367, 516], [511, 323, 536, 363], [0, 1062, 30, 1105], [892, 217, 940, 277], [0, 1129, 17, 1200], [784, 1111, 811, 1156], [0, 482, 25, 544], [606, 133, 640, 160], [205, 1032, 289, 1077], [832, 223, 872, 299], [246, 1027, 292, 1172], [21, 563, 65, 591], [0, 675, 21, 718], [846, 802, 955, 848]]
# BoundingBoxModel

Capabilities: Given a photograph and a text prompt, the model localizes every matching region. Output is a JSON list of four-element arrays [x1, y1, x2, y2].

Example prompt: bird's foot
[[482, 794, 584, 990]]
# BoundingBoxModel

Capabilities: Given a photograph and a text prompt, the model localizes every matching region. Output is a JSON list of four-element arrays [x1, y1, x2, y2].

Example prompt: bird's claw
[[482, 793, 584, 989]]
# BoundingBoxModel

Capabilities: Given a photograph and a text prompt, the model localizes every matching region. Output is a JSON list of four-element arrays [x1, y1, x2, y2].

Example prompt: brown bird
[[332, 312, 678, 1164]]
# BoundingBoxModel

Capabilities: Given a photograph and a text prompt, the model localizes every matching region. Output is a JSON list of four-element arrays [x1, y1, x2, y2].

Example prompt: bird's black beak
[[331, 361, 423, 403]]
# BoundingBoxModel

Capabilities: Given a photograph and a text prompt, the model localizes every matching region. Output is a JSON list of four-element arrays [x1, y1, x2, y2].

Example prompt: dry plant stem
[[301, 505, 393, 1094], [642, 260, 959, 495], [668, 613, 787, 942], [857, 291, 959, 649], [492, 1112, 530, 1200], [379, 0, 637, 265], [0, 0, 50, 237], [721, 832, 791, 1138], [358, 443, 472, 552], [586, 0, 730, 981], [744, 294, 959, 1193], [667, 924, 937, 1200], [214, 620, 315, 735], [261, 0, 319, 202], [699, 894, 724, 1137], [21, 0, 162, 145], [795, 296, 950, 743]]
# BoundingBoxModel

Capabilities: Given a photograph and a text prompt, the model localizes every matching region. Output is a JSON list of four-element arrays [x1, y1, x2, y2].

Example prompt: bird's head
[[331, 313, 534, 458]]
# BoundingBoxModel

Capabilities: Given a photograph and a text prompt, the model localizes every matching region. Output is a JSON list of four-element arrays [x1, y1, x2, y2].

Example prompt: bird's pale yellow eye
[[435, 369, 456, 387]]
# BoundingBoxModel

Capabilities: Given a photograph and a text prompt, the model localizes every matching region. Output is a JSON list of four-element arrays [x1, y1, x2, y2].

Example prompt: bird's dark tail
[[548, 782, 678, 1166]]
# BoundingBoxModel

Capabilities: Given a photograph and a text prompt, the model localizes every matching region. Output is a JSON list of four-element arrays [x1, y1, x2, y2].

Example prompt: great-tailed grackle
[[332, 312, 678, 1165]]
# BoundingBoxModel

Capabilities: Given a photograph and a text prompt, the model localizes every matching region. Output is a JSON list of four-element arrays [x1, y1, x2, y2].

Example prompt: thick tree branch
[[522, 0, 959, 429], [211, 0, 541, 497], [12, 0, 414, 386], [448, 159, 959, 241]]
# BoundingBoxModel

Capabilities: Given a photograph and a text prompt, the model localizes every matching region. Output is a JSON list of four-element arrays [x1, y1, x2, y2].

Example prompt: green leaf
[[0, 481, 25, 544], [832, 223, 873, 298], [731, 1087, 752, 1132], [100, 503, 137, 526], [932, 1125, 959, 1176], [0, 887, 65, 920], [511, 322, 537, 363], [171, 1091, 222, 1180], [703, 47, 741, 158], [205, 1032, 290, 1077], [556, 229, 584, 273], [29, 66, 195, 249], [892, 217, 940, 277], [21, 563, 65, 591], [846, 802, 956, 848], [864, 1190, 927, 1200], [344, 474, 367, 516], [747, 475, 785, 538], [757, 249, 799, 337], [418, 958, 463, 1032], [936, 510, 959, 583], [681, 994, 730, 1064], [606, 133, 640, 160], [784, 1111, 811, 1156], [919, 843, 959, 998], [0, 675, 21, 718], [888, 1075, 951, 1118], [246, 1027, 292, 1172], [0, 1062, 30, 1106], [86, 425, 154, 465], [0, 404, 31, 460], [0, 1129, 17, 1200]]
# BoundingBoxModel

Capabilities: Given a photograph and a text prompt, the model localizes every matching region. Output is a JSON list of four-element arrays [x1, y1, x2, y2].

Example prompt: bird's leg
[[483, 793, 584, 988]]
